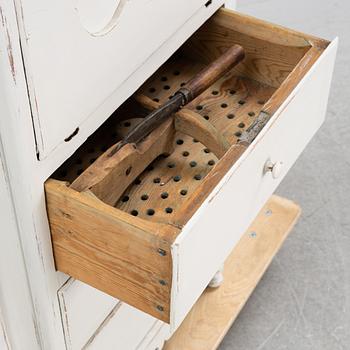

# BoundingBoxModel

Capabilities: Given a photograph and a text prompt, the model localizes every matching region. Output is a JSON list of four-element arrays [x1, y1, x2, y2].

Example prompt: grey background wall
[[220, 1, 350, 349]]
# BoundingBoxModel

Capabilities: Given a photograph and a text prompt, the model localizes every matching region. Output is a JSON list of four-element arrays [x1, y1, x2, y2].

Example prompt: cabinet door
[[16, 0, 213, 158]]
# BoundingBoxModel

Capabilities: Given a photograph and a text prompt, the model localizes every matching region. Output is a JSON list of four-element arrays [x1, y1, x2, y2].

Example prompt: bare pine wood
[[174, 109, 230, 159], [70, 117, 175, 206], [164, 195, 301, 350], [45, 179, 179, 322]]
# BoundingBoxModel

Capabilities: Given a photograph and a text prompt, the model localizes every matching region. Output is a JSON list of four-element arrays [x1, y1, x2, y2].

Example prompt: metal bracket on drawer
[[239, 111, 271, 144]]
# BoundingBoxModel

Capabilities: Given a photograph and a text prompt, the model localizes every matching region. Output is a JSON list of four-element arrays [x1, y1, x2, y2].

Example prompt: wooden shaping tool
[[113, 45, 245, 153]]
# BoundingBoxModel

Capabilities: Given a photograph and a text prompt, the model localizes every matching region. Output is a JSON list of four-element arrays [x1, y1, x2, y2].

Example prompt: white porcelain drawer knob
[[264, 159, 283, 179]]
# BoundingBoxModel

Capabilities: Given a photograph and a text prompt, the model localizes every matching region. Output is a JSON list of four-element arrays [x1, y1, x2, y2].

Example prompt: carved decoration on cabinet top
[[75, 0, 129, 36]]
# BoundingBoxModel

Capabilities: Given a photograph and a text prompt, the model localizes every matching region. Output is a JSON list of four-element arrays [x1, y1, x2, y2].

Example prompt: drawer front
[[85, 303, 158, 350], [170, 38, 338, 328], [58, 279, 118, 349], [17, 0, 221, 158]]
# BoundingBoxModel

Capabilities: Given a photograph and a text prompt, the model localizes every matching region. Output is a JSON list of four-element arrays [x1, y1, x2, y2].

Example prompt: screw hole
[[189, 161, 197, 167], [194, 174, 202, 180], [229, 89, 236, 95], [196, 105, 203, 111], [248, 111, 255, 117], [149, 87, 156, 93], [153, 98, 160, 102], [163, 85, 170, 90], [165, 207, 173, 214], [203, 115, 210, 120], [141, 194, 149, 201], [235, 131, 242, 137], [212, 90, 219, 95], [193, 139, 199, 143], [227, 113, 235, 119], [167, 162, 176, 168], [180, 189, 188, 196], [238, 100, 246, 105], [182, 151, 189, 157], [221, 103, 228, 108], [161, 76, 167, 82], [153, 177, 161, 183], [131, 210, 138, 216], [203, 148, 210, 153], [238, 122, 245, 128]]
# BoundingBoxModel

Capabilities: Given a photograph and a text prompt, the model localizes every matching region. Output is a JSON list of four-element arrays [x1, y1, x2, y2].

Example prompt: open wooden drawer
[[45, 8, 337, 331]]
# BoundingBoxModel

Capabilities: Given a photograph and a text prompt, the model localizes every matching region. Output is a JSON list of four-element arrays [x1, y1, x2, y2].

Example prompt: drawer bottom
[[164, 195, 301, 350]]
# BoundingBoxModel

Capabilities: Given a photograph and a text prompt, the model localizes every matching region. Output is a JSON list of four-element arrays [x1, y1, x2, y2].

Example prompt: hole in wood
[[203, 115, 210, 120], [235, 131, 242, 137], [163, 85, 170, 90], [176, 139, 184, 145], [130, 210, 138, 216], [221, 103, 228, 108], [165, 207, 173, 214], [125, 166, 132, 175], [227, 113, 235, 119], [238, 122, 245, 128], [212, 90, 219, 95], [167, 162, 176, 168], [208, 159, 215, 166], [173, 175, 181, 182], [238, 100, 246, 105], [147, 209, 155, 216], [182, 151, 189, 157], [189, 161, 197, 168], [196, 105, 203, 111], [161, 76, 167, 82], [248, 111, 255, 116], [153, 177, 161, 183], [122, 195, 129, 202], [194, 174, 202, 181], [161, 192, 169, 199], [180, 189, 188, 196], [141, 194, 149, 201], [149, 87, 156, 93]]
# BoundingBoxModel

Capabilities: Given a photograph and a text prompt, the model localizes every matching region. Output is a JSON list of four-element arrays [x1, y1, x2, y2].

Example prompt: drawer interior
[[46, 8, 329, 322]]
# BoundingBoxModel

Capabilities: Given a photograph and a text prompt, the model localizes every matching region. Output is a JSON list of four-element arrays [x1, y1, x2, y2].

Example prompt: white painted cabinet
[[0, 0, 336, 349], [16, 0, 216, 159]]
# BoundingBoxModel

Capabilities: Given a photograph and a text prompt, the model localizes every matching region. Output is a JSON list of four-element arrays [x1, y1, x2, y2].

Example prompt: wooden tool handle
[[178, 45, 245, 103]]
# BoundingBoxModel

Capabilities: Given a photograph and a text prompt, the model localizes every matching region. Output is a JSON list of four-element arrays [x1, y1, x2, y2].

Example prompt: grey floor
[[219, 1, 350, 349]]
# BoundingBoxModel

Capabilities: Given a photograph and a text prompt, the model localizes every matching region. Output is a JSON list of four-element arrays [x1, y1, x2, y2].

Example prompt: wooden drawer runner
[[45, 8, 337, 331]]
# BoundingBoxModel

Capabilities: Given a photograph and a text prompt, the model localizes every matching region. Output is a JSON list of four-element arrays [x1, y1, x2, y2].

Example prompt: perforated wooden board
[[54, 57, 275, 225], [115, 58, 275, 223]]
